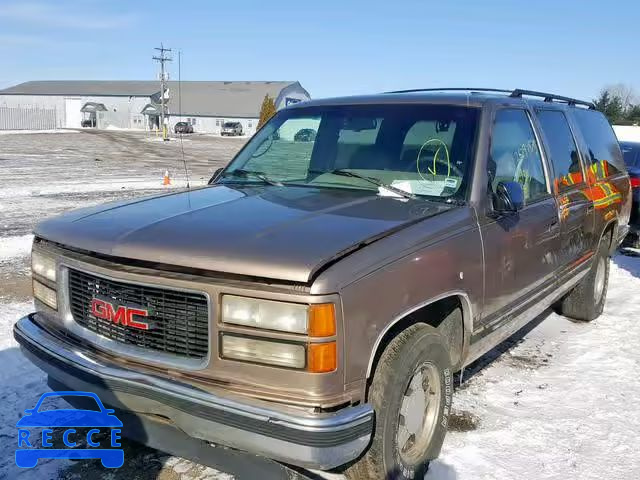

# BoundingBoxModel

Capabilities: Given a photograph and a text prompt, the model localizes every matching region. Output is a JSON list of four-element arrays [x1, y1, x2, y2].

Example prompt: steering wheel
[[250, 134, 275, 159], [416, 139, 463, 180], [431, 153, 464, 177]]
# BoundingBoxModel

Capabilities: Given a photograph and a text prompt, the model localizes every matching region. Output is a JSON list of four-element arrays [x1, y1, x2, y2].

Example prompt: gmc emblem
[[90, 297, 151, 330]]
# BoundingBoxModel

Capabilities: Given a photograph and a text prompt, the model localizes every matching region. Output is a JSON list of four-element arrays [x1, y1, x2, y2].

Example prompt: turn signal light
[[308, 304, 336, 337], [308, 342, 337, 373]]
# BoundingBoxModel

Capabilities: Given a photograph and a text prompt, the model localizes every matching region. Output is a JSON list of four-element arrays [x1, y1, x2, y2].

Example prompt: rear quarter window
[[573, 109, 625, 175]]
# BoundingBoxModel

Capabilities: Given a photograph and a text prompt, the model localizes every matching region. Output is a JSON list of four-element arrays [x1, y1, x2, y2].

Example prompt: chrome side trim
[[365, 290, 474, 377], [465, 267, 588, 365]]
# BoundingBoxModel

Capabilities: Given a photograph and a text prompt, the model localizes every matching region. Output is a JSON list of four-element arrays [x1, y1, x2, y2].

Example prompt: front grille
[[67, 269, 209, 359]]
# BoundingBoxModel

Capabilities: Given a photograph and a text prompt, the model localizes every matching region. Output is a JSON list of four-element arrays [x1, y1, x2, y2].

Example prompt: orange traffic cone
[[163, 170, 171, 186]]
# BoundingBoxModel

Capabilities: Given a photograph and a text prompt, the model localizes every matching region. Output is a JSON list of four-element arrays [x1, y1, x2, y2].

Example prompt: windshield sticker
[[444, 177, 458, 188], [392, 180, 448, 196]]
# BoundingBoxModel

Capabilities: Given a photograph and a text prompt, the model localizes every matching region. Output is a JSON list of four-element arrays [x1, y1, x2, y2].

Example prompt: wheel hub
[[396, 362, 441, 465], [594, 256, 606, 303]]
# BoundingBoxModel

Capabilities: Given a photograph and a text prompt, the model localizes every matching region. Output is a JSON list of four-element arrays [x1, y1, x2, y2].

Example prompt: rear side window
[[536, 110, 583, 191], [573, 110, 625, 175]]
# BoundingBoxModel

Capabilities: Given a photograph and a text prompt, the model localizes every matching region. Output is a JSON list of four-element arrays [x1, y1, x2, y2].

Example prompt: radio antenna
[[178, 49, 191, 189]]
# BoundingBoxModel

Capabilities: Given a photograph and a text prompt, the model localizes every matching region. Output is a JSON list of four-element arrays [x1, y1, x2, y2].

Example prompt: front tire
[[554, 232, 611, 321], [345, 324, 453, 480]]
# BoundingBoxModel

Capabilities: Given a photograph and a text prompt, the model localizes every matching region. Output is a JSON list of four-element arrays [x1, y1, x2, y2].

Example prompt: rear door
[[478, 107, 561, 333], [570, 109, 631, 248], [534, 108, 595, 280]]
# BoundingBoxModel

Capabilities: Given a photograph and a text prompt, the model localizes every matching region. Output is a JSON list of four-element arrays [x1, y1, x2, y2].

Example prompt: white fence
[[0, 106, 58, 130]]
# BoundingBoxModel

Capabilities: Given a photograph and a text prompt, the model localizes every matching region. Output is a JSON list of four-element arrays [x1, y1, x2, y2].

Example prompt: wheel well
[[367, 296, 465, 382]]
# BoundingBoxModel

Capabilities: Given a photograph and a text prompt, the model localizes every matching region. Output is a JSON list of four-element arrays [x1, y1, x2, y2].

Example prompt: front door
[[478, 108, 561, 334]]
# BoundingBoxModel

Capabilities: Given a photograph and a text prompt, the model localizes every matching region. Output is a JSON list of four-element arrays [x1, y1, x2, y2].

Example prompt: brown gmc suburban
[[15, 88, 631, 479]]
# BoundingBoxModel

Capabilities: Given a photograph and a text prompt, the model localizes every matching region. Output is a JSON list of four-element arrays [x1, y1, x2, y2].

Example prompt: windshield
[[219, 104, 479, 199], [621, 142, 640, 168], [223, 123, 236, 128]]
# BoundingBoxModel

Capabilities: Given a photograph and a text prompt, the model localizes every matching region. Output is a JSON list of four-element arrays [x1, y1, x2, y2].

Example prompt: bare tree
[[604, 83, 637, 110]]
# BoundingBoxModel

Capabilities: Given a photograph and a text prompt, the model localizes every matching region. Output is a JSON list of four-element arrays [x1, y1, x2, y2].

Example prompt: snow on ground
[[2, 258, 639, 479], [1, 130, 639, 479], [0, 180, 178, 199], [0, 130, 250, 479], [428, 258, 640, 480], [144, 135, 193, 143], [0, 299, 71, 479], [0, 234, 32, 262], [0, 129, 75, 135]]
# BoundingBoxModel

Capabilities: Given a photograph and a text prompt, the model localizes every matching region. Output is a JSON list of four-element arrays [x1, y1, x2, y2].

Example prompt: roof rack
[[384, 87, 595, 109], [510, 89, 595, 109], [384, 87, 512, 95]]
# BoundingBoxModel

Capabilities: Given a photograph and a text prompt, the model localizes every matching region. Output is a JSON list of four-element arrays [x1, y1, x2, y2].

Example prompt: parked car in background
[[15, 88, 631, 480], [293, 128, 317, 142], [221, 121, 243, 136], [174, 121, 194, 134], [621, 141, 640, 248]]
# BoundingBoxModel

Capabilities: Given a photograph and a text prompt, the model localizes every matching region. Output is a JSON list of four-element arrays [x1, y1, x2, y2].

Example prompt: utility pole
[[153, 43, 172, 141]]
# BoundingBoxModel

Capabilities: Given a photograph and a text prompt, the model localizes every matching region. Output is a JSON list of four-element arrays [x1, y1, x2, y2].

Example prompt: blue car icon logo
[[16, 391, 124, 468]]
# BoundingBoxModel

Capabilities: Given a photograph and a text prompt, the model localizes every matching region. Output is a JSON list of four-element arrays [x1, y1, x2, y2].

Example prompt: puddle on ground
[[447, 410, 480, 432], [505, 351, 552, 369]]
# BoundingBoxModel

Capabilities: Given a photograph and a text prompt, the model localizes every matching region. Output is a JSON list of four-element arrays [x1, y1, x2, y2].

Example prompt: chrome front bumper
[[13, 314, 373, 470]]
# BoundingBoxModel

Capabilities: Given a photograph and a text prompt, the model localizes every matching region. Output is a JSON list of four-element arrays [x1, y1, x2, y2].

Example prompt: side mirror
[[493, 181, 524, 213], [208, 167, 224, 185]]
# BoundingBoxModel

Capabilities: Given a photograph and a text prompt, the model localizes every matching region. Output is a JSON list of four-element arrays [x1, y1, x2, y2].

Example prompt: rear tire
[[345, 324, 453, 480], [554, 232, 611, 322]]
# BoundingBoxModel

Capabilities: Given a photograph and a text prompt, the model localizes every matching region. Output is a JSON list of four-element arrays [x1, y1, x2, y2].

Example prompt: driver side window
[[489, 109, 548, 205]]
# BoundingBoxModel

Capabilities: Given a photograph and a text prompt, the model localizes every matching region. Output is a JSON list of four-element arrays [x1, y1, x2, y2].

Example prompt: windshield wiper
[[221, 169, 283, 187], [311, 169, 416, 199]]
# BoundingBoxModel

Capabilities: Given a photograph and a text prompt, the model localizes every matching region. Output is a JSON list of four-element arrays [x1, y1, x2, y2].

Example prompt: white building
[[0, 80, 310, 135], [613, 125, 640, 142]]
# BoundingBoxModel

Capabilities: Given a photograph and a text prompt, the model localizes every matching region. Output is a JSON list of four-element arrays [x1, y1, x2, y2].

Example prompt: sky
[[0, 0, 638, 101]]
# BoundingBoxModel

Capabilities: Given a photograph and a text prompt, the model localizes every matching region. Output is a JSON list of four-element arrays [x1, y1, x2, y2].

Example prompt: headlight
[[221, 295, 336, 336], [32, 250, 56, 282], [222, 295, 309, 334], [220, 296, 337, 371], [33, 280, 57, 309], [221, 334, 306, 369]]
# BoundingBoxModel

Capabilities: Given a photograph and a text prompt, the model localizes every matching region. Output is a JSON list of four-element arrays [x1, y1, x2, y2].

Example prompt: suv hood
[[36, 185, 451, 283]]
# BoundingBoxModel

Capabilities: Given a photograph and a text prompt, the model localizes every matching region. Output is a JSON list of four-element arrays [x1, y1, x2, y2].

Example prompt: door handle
[[546, 220, 559, 233]]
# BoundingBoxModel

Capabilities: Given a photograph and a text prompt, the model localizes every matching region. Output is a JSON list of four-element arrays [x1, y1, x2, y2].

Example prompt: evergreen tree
[[593, 90, 625, 124], [257, 95, 277, 129], [626, 105, 640, 124]]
